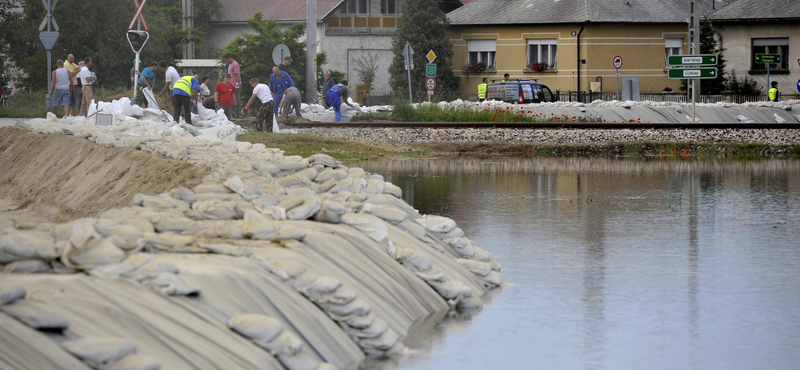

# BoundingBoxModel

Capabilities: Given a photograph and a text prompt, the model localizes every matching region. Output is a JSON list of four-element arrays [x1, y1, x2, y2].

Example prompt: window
[[381, 0, 397, 14], [527, 39, 557, 70], [752, 38, 789, 71], [467, 40, 496, 69], [665, 38, 682, 66], [339, 0, 367, 14]]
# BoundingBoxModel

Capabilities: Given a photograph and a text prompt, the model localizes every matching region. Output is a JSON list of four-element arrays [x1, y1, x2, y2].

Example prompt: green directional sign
[[667, 54, 718, 66], [668, 67, 718, 79], [426, 63, 436, 78], [755, 53, 780, 64]]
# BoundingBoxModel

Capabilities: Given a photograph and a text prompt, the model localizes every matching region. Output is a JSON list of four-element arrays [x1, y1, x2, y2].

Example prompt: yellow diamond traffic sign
[[426, 50, 436, 64]]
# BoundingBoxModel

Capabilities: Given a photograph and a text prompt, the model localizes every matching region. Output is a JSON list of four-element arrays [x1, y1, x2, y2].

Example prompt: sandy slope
[[0, 126, 208, 221]]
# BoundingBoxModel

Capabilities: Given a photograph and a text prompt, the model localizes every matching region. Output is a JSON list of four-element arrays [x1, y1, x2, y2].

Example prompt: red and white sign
[[426, 77, 436, 91], [613, 55, 623, 69], [128, 0, 149, 31], [797, 58, 800, 68]]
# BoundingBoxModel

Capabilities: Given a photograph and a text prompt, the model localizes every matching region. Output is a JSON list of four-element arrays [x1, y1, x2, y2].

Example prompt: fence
[[555, 91, 800, 104], [362, 89, 798, 106]]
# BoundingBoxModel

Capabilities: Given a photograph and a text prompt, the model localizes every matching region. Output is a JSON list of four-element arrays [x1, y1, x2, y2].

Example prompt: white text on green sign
[[668, 67, 717, 79], [426, 64, 436, 78], [667, 54, 717, 66]]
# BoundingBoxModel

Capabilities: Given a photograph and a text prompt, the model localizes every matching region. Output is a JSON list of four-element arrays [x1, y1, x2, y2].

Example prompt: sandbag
[[341, 214, 388, 242], [0, 300, 69, 330], [0, 285, 26, 305], [62, 338, 137, 369], [228, 314, 285, 344], [109, 355, 162, 370], [0, 231, 58, 263], [3, 259, 51, 273]]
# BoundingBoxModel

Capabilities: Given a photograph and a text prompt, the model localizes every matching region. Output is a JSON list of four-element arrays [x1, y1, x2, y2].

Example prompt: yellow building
[[447, 0, 696, 95]]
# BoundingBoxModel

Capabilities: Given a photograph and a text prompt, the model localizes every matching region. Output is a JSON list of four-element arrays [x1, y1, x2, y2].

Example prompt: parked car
[[485, 80, 556, 104]]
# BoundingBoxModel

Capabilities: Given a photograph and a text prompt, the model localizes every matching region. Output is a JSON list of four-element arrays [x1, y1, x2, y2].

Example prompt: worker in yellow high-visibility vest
[[477, 77, 487, 102], [768, 81, 780, 102], [172, 75, 201, 126]]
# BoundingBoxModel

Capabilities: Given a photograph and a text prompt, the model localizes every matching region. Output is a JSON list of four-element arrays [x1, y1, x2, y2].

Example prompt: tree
[[354, 53, 379, 91], [0, 0, 220, 90], [388, 0, 458, 99], [219, 13, 307, 101], [681, 17, 726, 94]]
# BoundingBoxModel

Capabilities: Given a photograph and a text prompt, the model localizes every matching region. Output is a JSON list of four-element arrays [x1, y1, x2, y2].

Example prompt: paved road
[[0, 118, 23, 127]]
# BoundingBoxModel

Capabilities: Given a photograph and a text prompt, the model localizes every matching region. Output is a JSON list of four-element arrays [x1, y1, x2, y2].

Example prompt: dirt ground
[[0, 126, 208, 223]]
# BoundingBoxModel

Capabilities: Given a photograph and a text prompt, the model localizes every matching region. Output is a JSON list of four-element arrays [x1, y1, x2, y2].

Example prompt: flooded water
[[357, 157, 800, 370]]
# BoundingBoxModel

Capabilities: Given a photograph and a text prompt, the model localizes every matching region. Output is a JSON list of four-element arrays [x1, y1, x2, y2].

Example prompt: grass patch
[[350, 111, 392, 122], [389, 98, 591, 123], [237, 132, 430, 161], [0, 87, 131, 119]]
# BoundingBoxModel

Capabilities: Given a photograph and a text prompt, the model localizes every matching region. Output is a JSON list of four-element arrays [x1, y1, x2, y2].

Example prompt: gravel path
[[294, 127, 800, 146]]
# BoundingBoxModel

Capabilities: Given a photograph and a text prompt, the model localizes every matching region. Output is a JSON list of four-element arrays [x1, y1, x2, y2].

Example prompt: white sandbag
[[312, 285, 357, 305], [313, 201, 347, 224], [429, 280, 473, 300], [280, 159, 310, 172], [286, 196, 322, 220], [308, 154, 338, 167], [344, 318, 388, 339], [359, 329, 400, 351], [342, 312, 375, 329], [194, 184, 233, 194], [129, 105, 144, 117], [320, 298, 371, 318], [258, 259, 307, 281], [417, 215, 457, 233], [64, 238, 126, 269], [363, 179, 385, 194], [360, 203, 407, 224], [304, 276, 342, 296], [243, 210, 279, 238], [0, 285, 26, 305], [140, 232, 195, 251], [62, 338, 137, 369], [0, 231, 58, 263], [278, 174, 312, 188], [261, 331, 303, 356], [315, 169, 348, 183], [0, 300, 69, 330], [228, 314, 285, 344], [144, 273, 202, 296], [341, 214, 388, 242], [3, 259, 51, 273], [383, 182, 402, 198], [190, 200, 239, 220], [472, 246, 492, 262], [273, 116, 281, 133], [276, 352, 323, 370], [477, 270, 503, 288], [109, 355, 162, 370], [455, 259, 492, 277], [395, 247, 433, 272]]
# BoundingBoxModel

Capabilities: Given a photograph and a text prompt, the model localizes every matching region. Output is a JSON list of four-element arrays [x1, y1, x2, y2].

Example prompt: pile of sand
[[0, 126, 207, 221]]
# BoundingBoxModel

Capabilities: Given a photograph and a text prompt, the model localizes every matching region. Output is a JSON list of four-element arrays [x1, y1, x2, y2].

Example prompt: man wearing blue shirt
[[172, 75, 201, 126], [136, 62, 158, 107], [269, 66, 295, 115]]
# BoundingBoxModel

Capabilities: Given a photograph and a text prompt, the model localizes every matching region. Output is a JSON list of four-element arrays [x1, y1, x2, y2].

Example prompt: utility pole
[[691, 1, 701, 104], [306, 0, 318, 103], [39, 0, 60, 113]]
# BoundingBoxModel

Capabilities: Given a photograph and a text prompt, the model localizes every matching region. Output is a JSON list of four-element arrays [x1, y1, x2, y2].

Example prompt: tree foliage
[[219, 13, 308, 101], [681, 18, 727, 94], [0, 0, 221, 90], [388, 0, 458, 99]]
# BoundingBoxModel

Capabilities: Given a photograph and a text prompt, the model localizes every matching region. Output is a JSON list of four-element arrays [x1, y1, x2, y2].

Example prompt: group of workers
[[48, 54, 95, 117]]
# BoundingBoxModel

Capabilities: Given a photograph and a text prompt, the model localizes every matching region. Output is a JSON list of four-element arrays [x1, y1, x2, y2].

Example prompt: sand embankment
[[0, 126, 207, 221]]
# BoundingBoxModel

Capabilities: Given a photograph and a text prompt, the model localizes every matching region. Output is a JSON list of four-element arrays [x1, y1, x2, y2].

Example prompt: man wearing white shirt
[[79, 57, 94, 117], [242, 77, 274, 132], [158, 62, 180, 97]]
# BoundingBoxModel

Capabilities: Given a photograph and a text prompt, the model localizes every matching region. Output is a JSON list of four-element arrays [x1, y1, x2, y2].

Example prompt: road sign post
[[425, 77, 436, 102], [39, 0, 59, 113], [403, 41, 414, 102], [129, 0, 150, 104], [613, 55, 623, 101]]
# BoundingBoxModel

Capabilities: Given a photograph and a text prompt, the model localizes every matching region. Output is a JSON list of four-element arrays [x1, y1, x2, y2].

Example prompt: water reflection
[[357, 157, 800, 370]]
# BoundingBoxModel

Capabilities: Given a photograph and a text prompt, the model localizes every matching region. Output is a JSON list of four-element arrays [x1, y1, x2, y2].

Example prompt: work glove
[[241, 107, 248, 115]]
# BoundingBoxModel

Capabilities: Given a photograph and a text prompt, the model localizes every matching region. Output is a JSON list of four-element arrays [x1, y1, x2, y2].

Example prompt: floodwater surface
[[358, 157, 800, 370]]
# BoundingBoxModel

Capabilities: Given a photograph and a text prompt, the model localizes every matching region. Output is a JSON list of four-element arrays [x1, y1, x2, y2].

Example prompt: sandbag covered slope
[[1, 115, 503, 370]]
